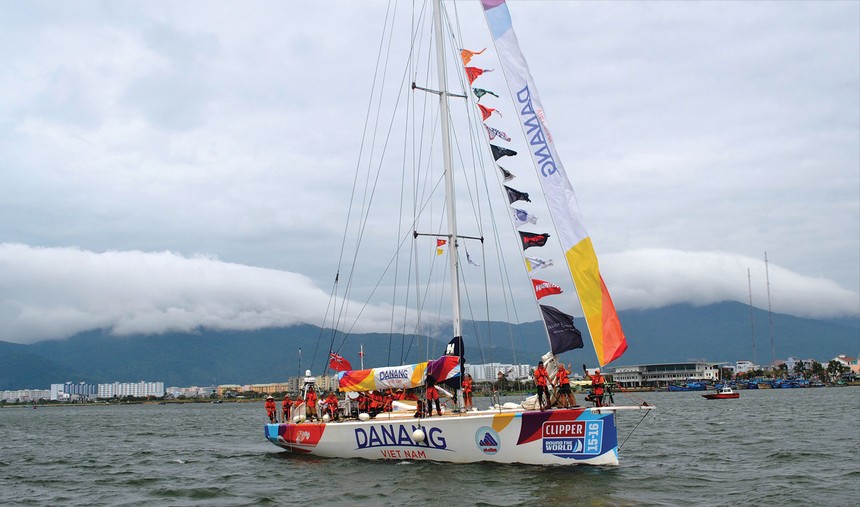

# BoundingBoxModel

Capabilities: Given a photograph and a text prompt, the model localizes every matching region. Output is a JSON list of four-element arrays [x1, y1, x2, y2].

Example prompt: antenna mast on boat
[[433, 0, 463, 340], [764, 252, 776, 366], [747, 267, 757, 366]]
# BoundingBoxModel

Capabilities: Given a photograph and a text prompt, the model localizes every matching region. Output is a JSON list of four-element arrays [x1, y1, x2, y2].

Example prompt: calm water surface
[[1, 388, 858, 506]]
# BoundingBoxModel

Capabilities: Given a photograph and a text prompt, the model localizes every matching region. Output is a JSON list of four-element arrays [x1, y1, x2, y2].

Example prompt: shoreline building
[[98, 381, 165, 399], [609, 362, 721, 389]]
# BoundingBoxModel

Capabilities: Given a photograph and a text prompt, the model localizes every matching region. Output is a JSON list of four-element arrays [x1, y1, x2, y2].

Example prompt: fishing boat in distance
[[702, 386, 740, 400], [264, 0, 653, 465]]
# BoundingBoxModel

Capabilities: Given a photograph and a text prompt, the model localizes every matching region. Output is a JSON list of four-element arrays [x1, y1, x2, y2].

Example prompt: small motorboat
[[702, 386, 740, 399]]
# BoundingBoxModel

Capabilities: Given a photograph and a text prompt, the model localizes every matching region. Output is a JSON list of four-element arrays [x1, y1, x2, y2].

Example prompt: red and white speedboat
[[702, 386, 740, 399]]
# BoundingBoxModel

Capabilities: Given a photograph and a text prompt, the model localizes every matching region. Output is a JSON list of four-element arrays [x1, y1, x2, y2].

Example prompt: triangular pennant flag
[[525, 256, 554, 273], [473, 88, 500, 101], [511, 207, 538, 226], [491, 144, 517, 161], [504, 185, 530, 204], [437, 248, 445, 256], [532, 279, 563, 299], [436, 239, 446, 256], [478, 104, 501, 121], [466, 250, 481, 267], [498, 166, 515, 182], [436, 239, 447, 247], [540, 305, 584, 355], [485, 124, 512, 142], [465, 66, 493, 85], [460, 48, 486, 66], [519, 231, 550, 249]]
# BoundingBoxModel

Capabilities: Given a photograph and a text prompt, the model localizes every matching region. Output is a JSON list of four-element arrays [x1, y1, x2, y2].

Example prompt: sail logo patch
[[475, 426, 501, 455], [541, 420, 602, 456]]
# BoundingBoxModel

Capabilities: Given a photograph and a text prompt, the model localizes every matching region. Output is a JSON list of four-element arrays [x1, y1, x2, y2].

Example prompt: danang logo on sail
[[515, 85, 557, 177]]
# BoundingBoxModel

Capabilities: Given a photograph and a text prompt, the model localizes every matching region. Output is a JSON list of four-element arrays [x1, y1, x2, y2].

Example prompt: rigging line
[[338, 0, 426, 341], [320, 2, 397, 375], [618, 409, 652, 451]]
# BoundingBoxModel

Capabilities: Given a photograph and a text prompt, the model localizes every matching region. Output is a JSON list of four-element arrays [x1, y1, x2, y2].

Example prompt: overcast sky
[[1, 1, 858, 345]]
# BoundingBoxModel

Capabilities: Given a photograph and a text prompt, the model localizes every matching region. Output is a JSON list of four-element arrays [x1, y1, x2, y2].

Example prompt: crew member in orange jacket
[[462, 374, 474, 411], [534, 361, 550, 411], [323, 391, 339, 421], [583, 365, 606, 407], [305, 386, 318, 421], [282, 393, 292, 423], [554, 363, 575, 408], [264, 396, 277, 423], [425, 375, 442, 417]]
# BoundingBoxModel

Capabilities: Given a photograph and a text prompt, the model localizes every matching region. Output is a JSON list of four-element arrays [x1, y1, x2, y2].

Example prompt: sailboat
[[264, 0, 653, 465]]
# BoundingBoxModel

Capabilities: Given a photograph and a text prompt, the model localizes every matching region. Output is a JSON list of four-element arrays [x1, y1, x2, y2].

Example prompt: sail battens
[[483, 0, 627, 366]]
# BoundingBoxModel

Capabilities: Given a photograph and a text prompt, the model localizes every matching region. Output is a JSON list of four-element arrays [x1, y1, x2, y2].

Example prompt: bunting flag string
[[511, 207, 538, 227], [532, 279, 563, 299], [519, 231, 550, 249], [485, 124, 512, 142], [490, 144, 517, 161], [460, 48, 486, 65], [525, 255, 554, 273], [465, 66, 493, 84], [436, 238, 447, 256], [504, 185, 530, 204], [498, 166, 515, 182]]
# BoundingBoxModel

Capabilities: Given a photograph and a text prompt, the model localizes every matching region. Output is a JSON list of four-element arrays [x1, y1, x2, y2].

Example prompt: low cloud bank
[[1, 244, 856, 344], [604, 249, 859, 318]]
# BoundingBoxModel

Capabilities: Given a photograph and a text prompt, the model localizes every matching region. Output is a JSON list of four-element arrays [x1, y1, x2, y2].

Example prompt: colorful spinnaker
[[482, 0, 627, 365]]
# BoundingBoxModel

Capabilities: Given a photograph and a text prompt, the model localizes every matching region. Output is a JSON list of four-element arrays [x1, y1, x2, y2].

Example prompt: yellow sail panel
[[566, 238, 627, 365]]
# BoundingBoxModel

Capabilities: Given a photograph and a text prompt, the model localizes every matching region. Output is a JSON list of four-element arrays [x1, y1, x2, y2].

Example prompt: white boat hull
[[265, 407, 622, 465]]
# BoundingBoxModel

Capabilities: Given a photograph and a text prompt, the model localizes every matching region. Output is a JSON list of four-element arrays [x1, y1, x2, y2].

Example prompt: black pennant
[[491, 144, 517, 161], [504, 185, 530, 204]]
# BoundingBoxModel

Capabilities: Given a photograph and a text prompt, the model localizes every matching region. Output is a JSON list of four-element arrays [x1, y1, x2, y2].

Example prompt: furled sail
[[482, 0, 627, 366]]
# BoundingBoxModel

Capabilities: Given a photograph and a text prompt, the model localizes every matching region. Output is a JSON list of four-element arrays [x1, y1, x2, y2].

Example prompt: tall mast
[[747, 268, 757, 366], [764, 252, 776, 366], [433, 0, 462, 339]]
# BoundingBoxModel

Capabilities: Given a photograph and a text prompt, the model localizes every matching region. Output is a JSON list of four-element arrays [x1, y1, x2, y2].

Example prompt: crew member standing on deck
[[583, 365, 605, 407], [282, 393, 292, 423], [425, 374, 442, 417], [462, 373, 474, 411], [534, 361, 550, 411], [305, 386, 318, 421], [554, 363, 575, 408], [265, 396, 277, 423]]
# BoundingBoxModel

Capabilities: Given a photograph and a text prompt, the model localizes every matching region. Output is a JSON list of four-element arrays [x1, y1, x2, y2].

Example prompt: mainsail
[[481, 0, 627, 366]]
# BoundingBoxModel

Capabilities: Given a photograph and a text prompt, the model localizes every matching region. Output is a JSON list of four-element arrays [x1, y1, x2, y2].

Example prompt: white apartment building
[[98, 381, 165, 399]]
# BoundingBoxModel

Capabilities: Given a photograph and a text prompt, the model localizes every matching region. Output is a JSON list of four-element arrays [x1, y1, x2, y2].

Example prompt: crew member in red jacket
[[305, 386, 318, 421], [534, 361, 549, 411], [584, 365, 606, 407], [425, 375, 442, 417], [324, 391, 339, 421], [462, 374, 474, 411], [264, 396, 277, 423], [554, 363, 575, 408], [282, 393, 292, 423]]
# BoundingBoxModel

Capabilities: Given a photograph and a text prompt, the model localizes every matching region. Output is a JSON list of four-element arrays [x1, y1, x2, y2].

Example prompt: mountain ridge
[[1, 301, 857, 390]]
